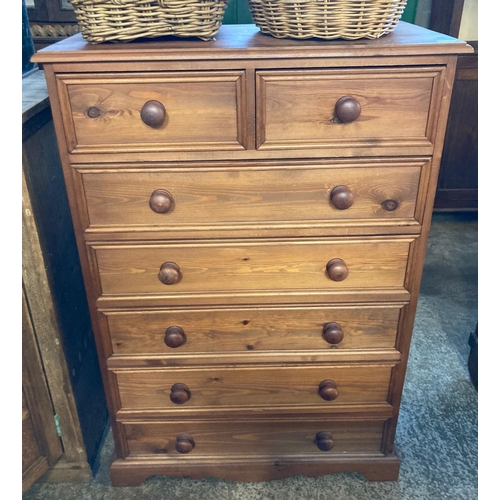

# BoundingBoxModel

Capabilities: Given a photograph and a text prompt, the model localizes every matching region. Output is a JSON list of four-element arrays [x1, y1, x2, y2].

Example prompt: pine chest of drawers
[[33, 22, 471, 485]]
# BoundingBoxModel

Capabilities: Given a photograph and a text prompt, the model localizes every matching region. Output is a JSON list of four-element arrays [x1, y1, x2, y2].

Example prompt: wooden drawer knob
[[170, 383, 191, 405], [330, 185, 354, 210], [175, 433, 195, 454], [335, 96, 361, 123], [318, 379, 339, 401], [315, 431, 334, 451], [158, 262, 182, 285], [326, 258, 349, 282], [140, 100, 166, 128], [150, 189, 174, 214], [164, 326, 186, 348], [322, 322, 344, 345]]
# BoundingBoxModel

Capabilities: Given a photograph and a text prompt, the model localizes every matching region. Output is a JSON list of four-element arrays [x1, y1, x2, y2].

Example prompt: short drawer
[[114, 364, 393, 411], [56, 72, 246, 153], [256, 67, 442, 153], [121, 418, 386, 457], [91, 237, 413, 299], [79, 162, 424, 232], [101, 304, 403, 357]]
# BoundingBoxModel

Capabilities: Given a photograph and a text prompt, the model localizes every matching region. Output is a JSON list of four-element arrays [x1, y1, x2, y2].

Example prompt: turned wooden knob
[[140, 100, 166, 128], [158, 262, 182, 285], [330, 185, 354, 210], [335, 96, 361, 123], [326, 259, 349, 282], [318, 379, 339, 401], [150, 189, 174, 214], [315, 431, 334, 451], [164, 326, 186, 348], [170, 383, 191, 405], [175, 433, 195, 454], [323, 322, 344, 345]]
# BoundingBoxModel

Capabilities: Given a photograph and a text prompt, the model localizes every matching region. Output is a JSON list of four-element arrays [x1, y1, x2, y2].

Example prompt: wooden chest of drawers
[[33, 22, 471, 485]]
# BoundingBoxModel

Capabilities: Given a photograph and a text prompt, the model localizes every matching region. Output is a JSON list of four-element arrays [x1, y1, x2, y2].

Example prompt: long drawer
[[101, 304, 403, 357], [114, 364, 393, 411], [121, 418, 387, 457], [78, 162, 424, 231], [91, 237, 413, 298]]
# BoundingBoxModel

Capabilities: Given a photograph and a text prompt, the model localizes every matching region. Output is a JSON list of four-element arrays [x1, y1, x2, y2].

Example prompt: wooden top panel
[[32, 22, 472, 64]]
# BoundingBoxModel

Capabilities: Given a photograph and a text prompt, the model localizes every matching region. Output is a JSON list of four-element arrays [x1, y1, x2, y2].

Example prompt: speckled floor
[[24, 212, 478, 500]]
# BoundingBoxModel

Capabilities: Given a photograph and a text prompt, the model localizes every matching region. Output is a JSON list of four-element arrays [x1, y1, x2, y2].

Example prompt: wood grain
[[31, 22, 472, 66], [109, 454, 400, 484], [114, 364, 394, 411], [31, 21, 468, 484], [58, 72, 246, 153], [256, 68, 437, 150], [92, 237, 413, 297], [22, 168, 87, 466], [22, 292, 63, 471], [80, 164, 422, 230], [121, 417, 386, 457], [101, 303, 403, 356]]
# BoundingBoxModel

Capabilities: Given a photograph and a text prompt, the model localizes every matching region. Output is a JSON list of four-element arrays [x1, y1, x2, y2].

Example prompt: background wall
[[22, 0, 36, 75]]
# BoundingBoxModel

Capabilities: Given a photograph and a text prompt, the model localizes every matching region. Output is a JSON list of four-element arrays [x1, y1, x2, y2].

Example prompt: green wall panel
[[223, 0, 253, 24], [402, 0, 418, 23]]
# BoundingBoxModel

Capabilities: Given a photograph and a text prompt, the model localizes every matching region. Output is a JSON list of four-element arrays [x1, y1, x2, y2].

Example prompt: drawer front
[[114, 365, 393, 410], [57, 72, 246, 153], [256, 68, 439, 151], [102, 304, 403, 356], [92, 237, 412, 297], [122, 418, 386, 457], [80, 163, 423, 231]]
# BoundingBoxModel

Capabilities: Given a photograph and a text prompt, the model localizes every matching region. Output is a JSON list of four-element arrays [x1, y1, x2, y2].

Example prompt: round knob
[[315, 431, 334, 451], [330, 185, 354, 210], [318, 379, 339, 401], [150, 189, 174, 214], [382, 199, 399, 212], [175, 433, 195, 454], [335, 96, 361, 124], [140, 100, 166, 128], [158, 262, 182, 285], [170, 383, 191, 405], [164, 326, 186, 348], [326, 259, 349, 282], [322, 322, 344, 345]]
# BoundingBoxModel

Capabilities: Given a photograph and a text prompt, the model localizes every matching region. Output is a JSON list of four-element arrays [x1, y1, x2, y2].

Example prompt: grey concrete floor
[[24, 212, 478, 499]]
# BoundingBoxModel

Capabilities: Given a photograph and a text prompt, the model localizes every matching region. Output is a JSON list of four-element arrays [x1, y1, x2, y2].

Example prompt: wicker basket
[[247, 0, 408, 40], [69, 0, 231, 43]]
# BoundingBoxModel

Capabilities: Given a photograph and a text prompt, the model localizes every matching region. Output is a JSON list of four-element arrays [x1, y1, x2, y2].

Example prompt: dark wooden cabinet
[[26, 0, 79, 50], [22, 70, 108, 490], [430, 0, 478, 211], [22, 291, 63, 493], [433, 41, 477, 210]]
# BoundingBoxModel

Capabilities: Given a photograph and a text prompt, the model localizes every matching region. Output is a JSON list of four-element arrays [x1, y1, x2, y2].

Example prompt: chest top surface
[[32, 22, 472, 64]]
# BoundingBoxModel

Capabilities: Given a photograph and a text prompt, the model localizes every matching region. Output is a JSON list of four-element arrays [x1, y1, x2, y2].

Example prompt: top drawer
[[56, 72, 247, 155], [256, 67, 443, 154]]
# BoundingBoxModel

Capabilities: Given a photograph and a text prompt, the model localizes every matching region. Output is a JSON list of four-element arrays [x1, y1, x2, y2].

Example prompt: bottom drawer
[[122, 418, 386, 457]]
